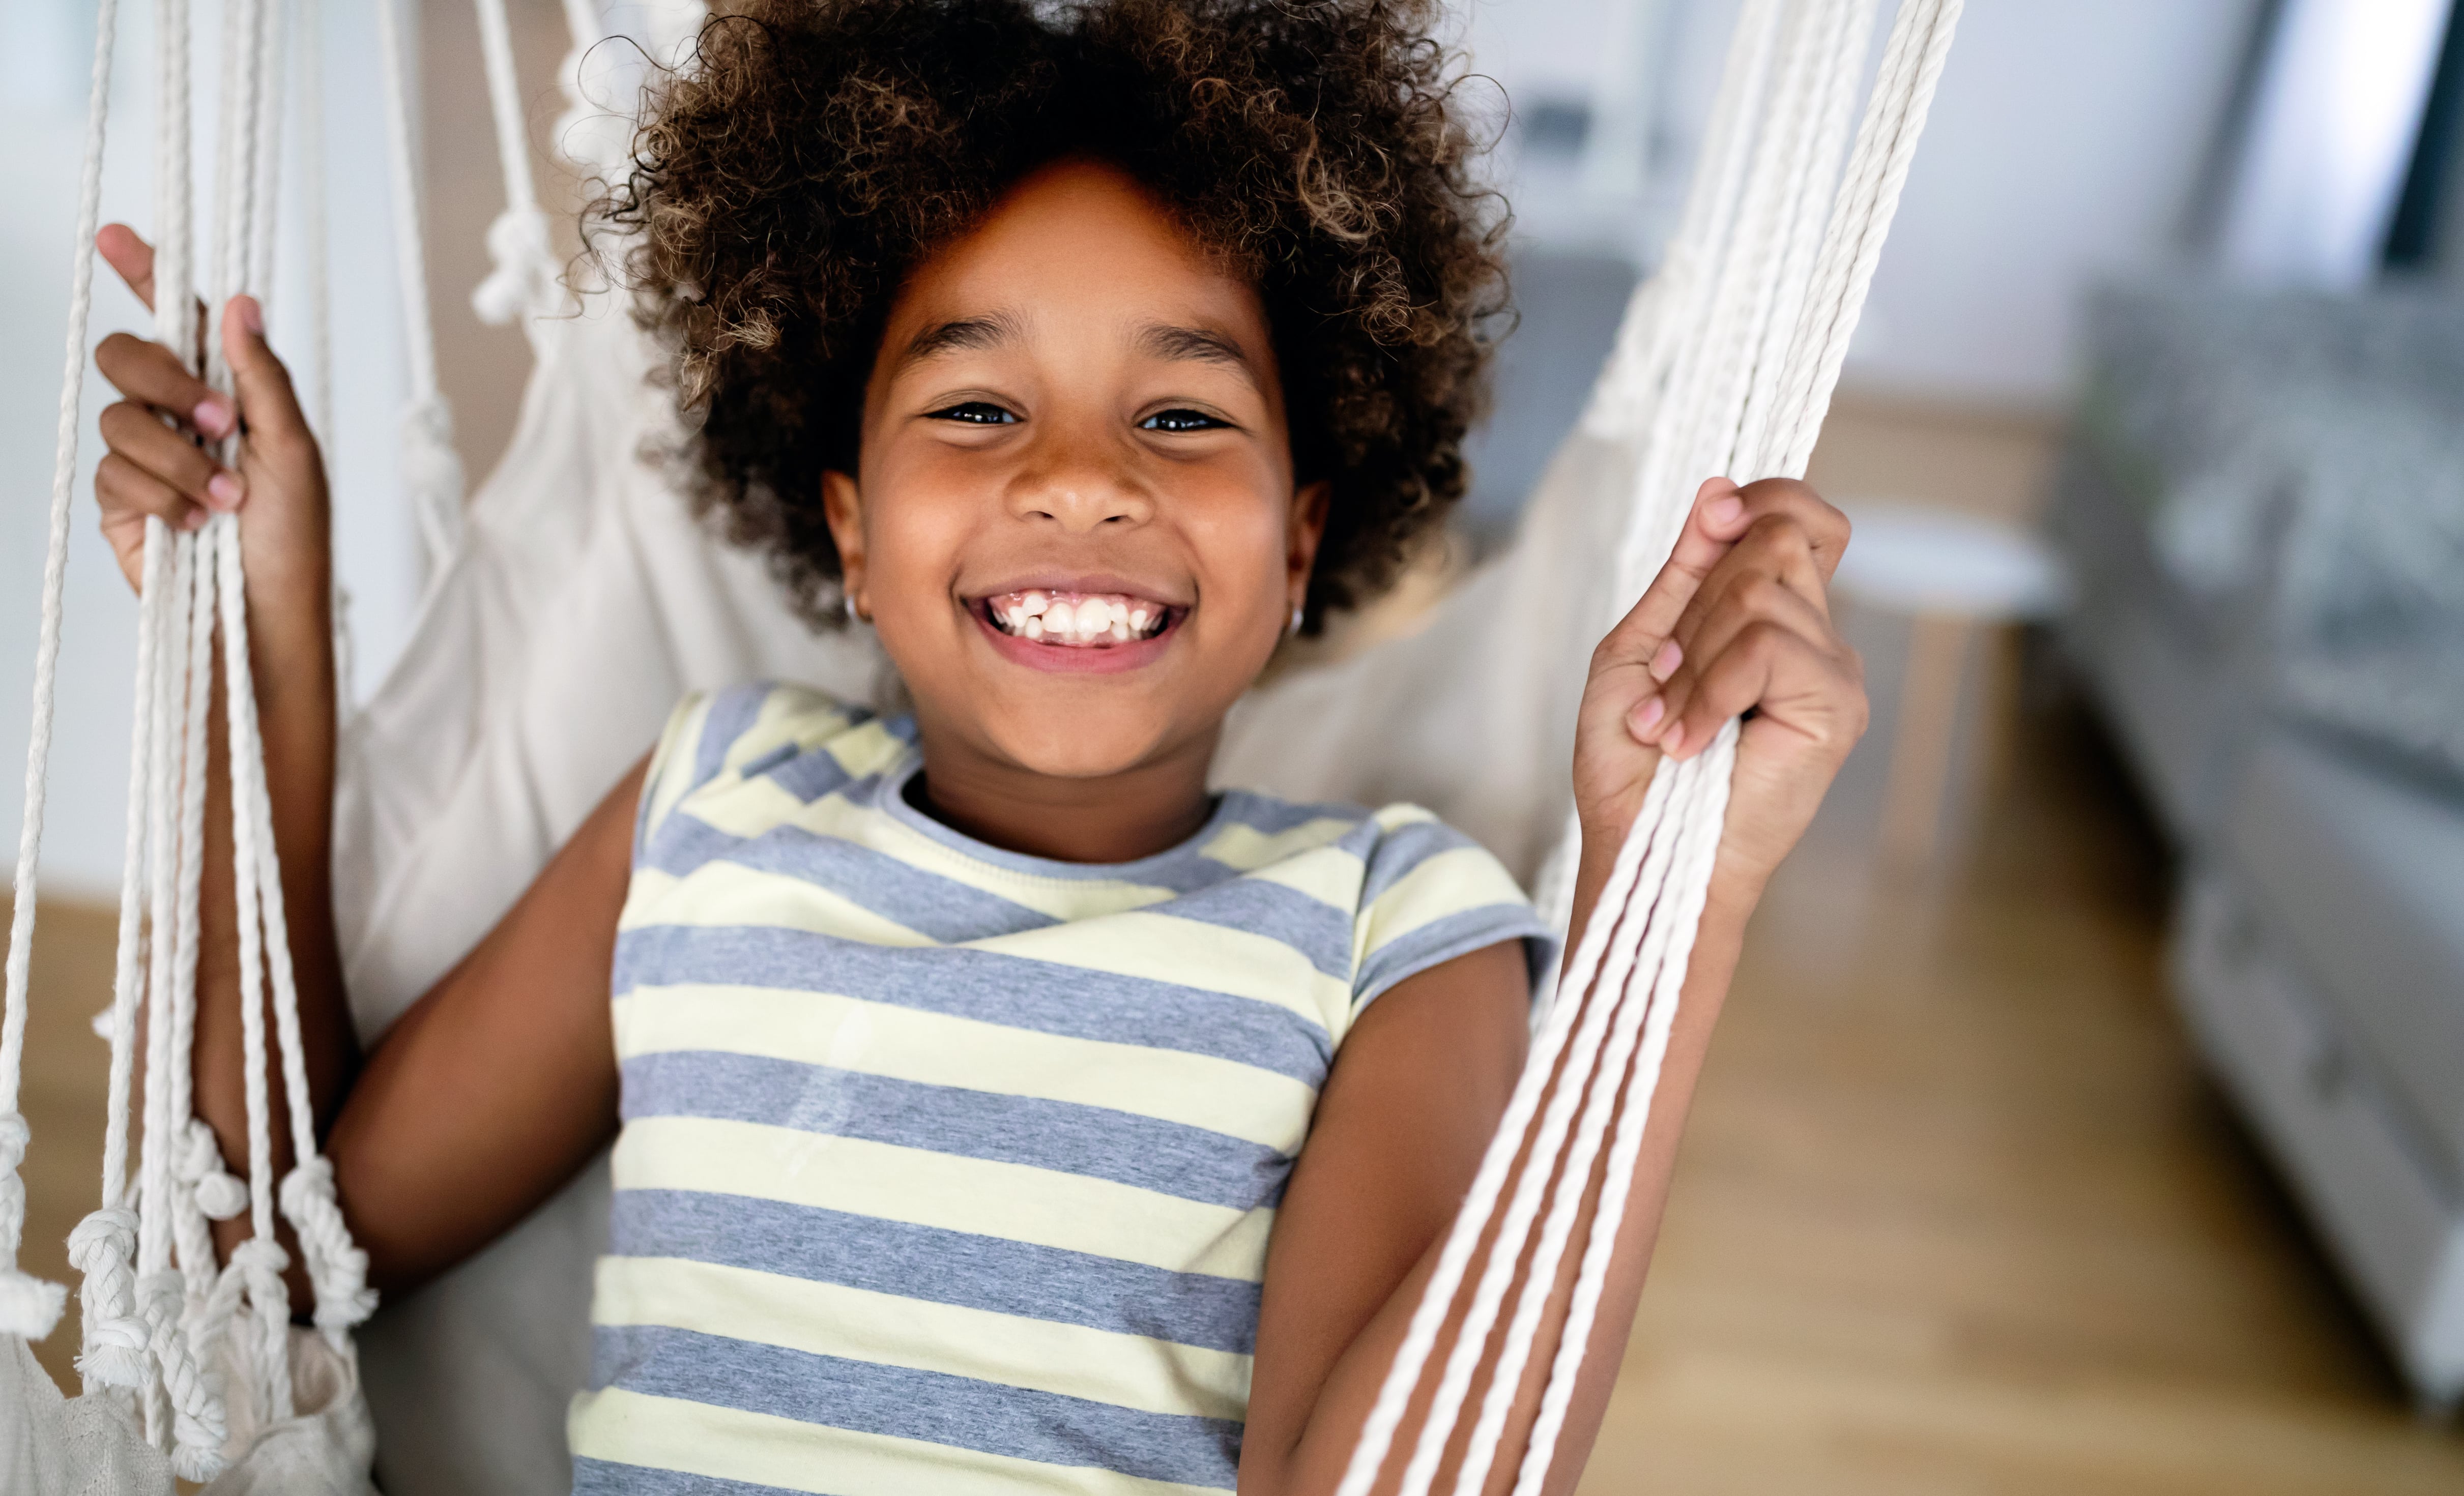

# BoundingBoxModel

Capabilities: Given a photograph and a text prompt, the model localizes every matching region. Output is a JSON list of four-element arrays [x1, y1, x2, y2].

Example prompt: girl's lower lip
[[970, 605, 1177, 674]]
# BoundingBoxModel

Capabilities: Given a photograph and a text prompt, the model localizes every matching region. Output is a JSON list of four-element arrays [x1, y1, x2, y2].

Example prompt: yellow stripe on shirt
[[592, 1254, 1252, 1422], [569, 1388, 1230, 1496], [613, 985, 1317, 1152], [613, 1115, 1276, 1281]]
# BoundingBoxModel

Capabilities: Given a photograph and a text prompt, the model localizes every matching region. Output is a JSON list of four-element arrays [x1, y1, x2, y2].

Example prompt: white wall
[[0, 0, 419, 899], [1466, 0, 2267, 408], [1851, 0, 2261, 405]]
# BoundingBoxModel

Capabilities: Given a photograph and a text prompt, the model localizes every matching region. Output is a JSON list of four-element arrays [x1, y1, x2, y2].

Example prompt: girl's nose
[[1006, 435, 1156, 532]]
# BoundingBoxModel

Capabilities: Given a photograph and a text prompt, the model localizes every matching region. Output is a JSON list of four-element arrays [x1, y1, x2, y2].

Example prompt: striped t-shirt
[[567, 683, 1550, 1495]]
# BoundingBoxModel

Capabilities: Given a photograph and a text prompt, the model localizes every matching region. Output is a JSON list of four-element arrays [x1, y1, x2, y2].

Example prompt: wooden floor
[[1572, 693, 2464, 1494]]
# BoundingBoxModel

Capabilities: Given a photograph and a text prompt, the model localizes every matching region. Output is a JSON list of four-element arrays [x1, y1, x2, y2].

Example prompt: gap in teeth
[[989, 590, 1165, 645]]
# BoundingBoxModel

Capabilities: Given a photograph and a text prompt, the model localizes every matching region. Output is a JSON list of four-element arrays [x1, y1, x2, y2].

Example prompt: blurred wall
[[1465, 0, 2266, 408]]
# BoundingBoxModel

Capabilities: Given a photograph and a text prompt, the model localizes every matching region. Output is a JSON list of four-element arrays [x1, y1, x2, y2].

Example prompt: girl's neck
[[905, 722, 1222, 865]]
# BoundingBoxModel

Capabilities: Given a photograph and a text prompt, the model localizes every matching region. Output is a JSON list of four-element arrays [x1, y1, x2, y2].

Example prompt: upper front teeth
[[990, 590, 1166, 646]]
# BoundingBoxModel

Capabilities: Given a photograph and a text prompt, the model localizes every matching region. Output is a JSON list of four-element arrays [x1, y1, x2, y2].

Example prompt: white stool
[[1832, 503, 2071, 875]]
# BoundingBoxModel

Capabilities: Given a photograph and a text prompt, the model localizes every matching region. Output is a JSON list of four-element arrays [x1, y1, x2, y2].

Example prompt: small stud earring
[[1288, 602, 1305, 637], [844, 593, 864, 626]]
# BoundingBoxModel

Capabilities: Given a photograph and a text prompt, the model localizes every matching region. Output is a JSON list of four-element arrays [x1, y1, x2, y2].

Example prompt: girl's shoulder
[[636, 681, 911, 847], [1204, 791, 1557, 1015]]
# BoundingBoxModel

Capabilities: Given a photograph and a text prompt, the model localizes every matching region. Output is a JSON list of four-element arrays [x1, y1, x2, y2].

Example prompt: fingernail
[[1707, 495, 1745, 528], [181, 508, 206, 532], [1649, 639, 1683, 681], [1660, 721, 1686, 755], [239, 297, 263, 336], [1629, 696, 1665, 737], [195, 398, 231, 436], [207, 472, 242, 509]]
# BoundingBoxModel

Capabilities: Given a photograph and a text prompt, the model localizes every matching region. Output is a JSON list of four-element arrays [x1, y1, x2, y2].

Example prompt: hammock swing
[[0, 0, 1960, 1488]]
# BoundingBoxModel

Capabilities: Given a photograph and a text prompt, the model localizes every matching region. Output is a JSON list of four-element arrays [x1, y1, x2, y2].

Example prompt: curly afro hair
[[595, 0, 1510, 632]]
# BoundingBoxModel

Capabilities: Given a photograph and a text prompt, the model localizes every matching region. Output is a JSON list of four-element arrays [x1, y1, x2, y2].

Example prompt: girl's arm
[[91, 226, 631, 1302], [1241, 478, 1863, 1495]]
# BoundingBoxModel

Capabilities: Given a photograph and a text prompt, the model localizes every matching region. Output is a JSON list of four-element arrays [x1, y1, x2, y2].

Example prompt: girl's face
[[825, 158, 1328, 783]]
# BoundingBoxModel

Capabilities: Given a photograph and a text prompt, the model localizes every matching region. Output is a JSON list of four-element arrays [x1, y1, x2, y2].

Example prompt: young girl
[[84, 1, 1863, 1490]]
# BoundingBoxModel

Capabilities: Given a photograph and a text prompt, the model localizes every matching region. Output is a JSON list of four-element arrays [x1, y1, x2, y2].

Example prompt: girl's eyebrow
[[1136, 321, 1259, 389], [898, 310, 1025, 367]]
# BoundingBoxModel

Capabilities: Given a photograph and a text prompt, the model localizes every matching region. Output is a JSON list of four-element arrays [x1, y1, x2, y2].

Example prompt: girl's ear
[[822, 471, 867, 617], [1287, 480, 1332, 600]]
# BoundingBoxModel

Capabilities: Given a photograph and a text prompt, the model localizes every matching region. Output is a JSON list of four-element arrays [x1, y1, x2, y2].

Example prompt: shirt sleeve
[[634, 683, 835, 852], [1350, 807, 1556, 1012]]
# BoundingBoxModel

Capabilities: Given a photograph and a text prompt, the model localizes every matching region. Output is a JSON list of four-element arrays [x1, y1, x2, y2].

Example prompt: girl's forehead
[[884, 159, 1271, 353]]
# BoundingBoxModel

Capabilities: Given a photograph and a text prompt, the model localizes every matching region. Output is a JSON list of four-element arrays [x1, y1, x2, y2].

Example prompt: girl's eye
[[928, 401, 1017, 426], [1140, 408, 1227, 433]]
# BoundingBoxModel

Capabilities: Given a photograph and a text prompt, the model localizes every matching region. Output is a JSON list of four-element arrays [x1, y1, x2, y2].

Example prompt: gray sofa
[[2049, 280, 2464, 1413]]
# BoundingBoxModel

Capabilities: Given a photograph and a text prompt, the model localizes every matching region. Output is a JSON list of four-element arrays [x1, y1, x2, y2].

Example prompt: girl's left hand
[[1572, 476, 1867, 901]]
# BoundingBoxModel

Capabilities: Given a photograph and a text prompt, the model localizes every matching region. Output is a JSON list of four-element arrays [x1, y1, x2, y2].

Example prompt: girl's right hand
[[92, 223, 330, 628]]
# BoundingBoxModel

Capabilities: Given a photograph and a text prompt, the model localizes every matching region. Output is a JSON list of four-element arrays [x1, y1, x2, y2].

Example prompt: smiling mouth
[[976, 589, 1179, 647]]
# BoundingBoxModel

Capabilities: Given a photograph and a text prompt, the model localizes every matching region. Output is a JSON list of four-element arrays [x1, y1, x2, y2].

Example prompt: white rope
[[168, 531, 241, 1308], [1344, 2, 1963, 1488], [1397, 762, 1696, 1496], [212, 515, 296, 1426], [179, 0, 307, 1430], [1528, 3, 1965, 1483], [134, 534, 227, 1481], [134, 504, 185, 1458], [247, 0, 289, 302], [375, 0, 468, 578], [291, 0, 356, 718], [472, 0, 567, 327], [1509, 729, 1734, 1493], [1331, 759, 1683, 1496], [0, 0, 125, 1345], [72, 513, 161, 1394], [553, 0, 631, 179]]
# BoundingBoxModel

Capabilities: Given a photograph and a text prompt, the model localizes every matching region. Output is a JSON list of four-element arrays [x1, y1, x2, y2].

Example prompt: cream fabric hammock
[[0, 0, 1960, 1489]]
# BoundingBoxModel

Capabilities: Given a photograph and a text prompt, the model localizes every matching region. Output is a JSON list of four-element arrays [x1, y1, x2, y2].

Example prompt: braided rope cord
[[1337, 4, 1964, 1491]]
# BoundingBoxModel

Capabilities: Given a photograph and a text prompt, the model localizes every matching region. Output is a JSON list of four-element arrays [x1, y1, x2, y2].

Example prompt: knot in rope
[[281, 1156, 376, 1335], [148, 1269, 229, 1481], [175, 1117, 248, 1220], [229, 1233, 296, 1423], [472, 204, 565, 326], [66, 1205, 148, 1385]]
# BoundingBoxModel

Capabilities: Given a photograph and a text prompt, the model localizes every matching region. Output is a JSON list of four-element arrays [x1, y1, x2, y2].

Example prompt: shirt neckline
[[875, 739, 1239, 884]]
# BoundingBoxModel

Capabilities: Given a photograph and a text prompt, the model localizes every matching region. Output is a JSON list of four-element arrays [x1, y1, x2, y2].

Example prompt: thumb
[[221, 296, 310, 447]]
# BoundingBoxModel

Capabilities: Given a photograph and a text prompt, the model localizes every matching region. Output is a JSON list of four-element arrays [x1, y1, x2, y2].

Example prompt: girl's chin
[[984, 719, 1177, 781]]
